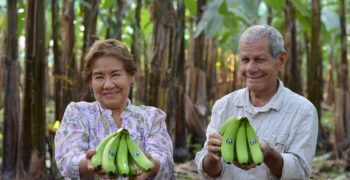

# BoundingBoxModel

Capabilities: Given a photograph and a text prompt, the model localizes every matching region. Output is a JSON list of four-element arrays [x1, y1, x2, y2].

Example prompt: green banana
[[125, 133, 154, 172], [116, 133, 130, 177], [235, 119, 249, 164], [101, 132, 122, 174], [219, 116, 240, 135], [91, 130, 120, 169], [245, 119, 264, 164], [128, 155, 137, 177], [220, 119, 242, 163]]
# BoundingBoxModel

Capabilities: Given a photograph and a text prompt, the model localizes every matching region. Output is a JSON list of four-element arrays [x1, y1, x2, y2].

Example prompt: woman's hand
[[79, 149, 96, 179], [80, 149, 119, 179], [134, 152, 160, 180]]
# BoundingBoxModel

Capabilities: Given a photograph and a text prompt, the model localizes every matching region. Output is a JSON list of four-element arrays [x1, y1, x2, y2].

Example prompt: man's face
[[239, 38, 286, 94]]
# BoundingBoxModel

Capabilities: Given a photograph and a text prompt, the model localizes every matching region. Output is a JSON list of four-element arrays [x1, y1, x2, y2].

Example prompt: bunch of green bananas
[[90, 128, 154, 177], [220, 117, 264, 165]]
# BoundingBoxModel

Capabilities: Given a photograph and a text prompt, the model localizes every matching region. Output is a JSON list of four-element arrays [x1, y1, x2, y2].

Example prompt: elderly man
[[195, 24, 318, 179]]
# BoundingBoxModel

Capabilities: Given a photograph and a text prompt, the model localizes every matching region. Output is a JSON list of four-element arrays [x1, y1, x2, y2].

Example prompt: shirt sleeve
[[280, 105, 319, 179], [195, 101, 226, 179], [145, 108, 175, 180], [55, 102, 89, 178]]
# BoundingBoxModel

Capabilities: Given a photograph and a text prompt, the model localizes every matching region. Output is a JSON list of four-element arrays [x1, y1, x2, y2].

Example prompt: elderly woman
[[55, 39, 174, 179]]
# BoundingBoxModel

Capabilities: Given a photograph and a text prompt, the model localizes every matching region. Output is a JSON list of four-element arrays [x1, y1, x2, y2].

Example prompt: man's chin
[[246, 84, 261, 92]]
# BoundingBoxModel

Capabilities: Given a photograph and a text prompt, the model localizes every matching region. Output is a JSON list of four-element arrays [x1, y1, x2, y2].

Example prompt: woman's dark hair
[[82, 39, 137, 83]]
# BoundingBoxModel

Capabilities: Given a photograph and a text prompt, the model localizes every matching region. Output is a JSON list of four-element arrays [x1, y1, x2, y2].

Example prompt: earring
[[90, 88, 93, 93], [130, 83, 134, 88]]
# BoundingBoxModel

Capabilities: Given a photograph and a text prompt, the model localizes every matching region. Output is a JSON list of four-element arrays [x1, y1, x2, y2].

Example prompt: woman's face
[[91, 56, 133, 110]]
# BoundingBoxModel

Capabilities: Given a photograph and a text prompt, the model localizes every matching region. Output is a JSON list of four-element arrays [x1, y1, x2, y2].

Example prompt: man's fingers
[[207, 152, 221, 161], [208, 145, 221, 153], [209, 138, 222, 147], [208, 133, 222, 149], [233, 161, 257, 170], [209, 133, 222, 141]]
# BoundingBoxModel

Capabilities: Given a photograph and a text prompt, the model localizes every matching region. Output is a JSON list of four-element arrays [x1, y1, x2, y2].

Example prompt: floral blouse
[[54, 100, 174, 179]]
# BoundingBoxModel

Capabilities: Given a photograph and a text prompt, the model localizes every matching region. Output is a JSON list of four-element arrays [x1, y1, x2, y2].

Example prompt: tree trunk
[[79, 0, 99, 101], [267, 6, 272, 25], [171, 0, 190, 163], [325, 48, 335, 104], [334, 0, 350, 167], [309, 0, 327, 144], [50, 1, 64, 178], [52, 0, 64, 121], [131, 0, 143, 102], [20, 0, 47, 178], [147, 0, 175, 108], [284, 0, 302, 94], [309, 0, 322, 120], [115, 0, 125, 40], [62, 0, 77, 106], [193, 0, 206, 70], [206, 38, 217, 103], [186, 0, 208, 151], [2, 0, 20, 179], [338, 0, 348, 91]]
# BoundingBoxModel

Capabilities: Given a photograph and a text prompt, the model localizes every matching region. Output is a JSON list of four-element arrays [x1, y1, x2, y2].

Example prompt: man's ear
[[278, 51, 288, 69]]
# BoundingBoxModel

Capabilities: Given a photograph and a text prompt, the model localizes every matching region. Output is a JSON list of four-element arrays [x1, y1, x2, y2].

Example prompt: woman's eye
[[112, 74, 121, 77], [95, 76, 103, 79]]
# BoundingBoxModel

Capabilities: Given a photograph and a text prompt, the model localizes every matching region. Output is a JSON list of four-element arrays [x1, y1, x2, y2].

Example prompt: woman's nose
[[103, 77, 114, 88]]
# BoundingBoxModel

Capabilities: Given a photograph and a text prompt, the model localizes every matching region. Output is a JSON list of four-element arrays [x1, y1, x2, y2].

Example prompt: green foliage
[[290, 0, 309, 17], [321, 8, 340, 32], [184, 0, 197, 16], [195, 0, 223, 37], [321, 109, 334, 132], [140, 7, 152, 45], [17, 1, 25, 36], [265, 0, 285, 9]]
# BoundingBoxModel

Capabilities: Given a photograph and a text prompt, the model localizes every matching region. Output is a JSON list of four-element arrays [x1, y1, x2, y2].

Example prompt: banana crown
[[90, 128, 154, 176], [220, 117, 264, 165]]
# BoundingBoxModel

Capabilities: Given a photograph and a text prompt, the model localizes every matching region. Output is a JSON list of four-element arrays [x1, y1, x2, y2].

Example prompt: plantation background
[[0, 0, 350, 179]]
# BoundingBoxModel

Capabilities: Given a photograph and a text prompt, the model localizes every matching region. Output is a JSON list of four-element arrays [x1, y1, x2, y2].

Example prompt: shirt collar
[[236, 79, 285, 112], [96, 99, 133, 117]]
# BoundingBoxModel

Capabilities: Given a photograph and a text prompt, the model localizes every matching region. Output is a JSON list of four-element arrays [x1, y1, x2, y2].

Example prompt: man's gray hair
[[239, 24, 285, 58]]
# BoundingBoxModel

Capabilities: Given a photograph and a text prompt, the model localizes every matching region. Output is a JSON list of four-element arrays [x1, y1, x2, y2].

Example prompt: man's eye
[[241, 59, 249, 63]]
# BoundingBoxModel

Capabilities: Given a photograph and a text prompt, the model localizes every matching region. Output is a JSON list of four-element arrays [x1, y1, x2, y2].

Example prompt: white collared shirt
[[195, 80, 318, 180]]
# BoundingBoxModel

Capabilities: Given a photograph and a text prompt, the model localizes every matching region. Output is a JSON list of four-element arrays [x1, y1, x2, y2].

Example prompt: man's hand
[[232, 161, 257, 170], [202, 133, 223, 177], [260, 141, 283, 178]]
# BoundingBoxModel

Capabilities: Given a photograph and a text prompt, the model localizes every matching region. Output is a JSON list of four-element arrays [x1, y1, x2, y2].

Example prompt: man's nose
[[246, 61, 257, 72]]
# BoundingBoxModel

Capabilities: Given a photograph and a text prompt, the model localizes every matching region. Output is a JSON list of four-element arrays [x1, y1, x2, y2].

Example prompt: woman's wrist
[[79, 157, 94, 179], [149, 157, 161, 177]]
